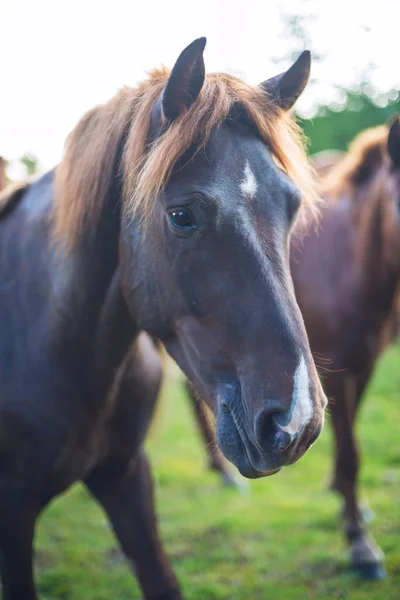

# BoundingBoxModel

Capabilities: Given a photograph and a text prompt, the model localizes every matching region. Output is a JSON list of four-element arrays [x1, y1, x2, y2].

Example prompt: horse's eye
[[168, 208, 197, 231]]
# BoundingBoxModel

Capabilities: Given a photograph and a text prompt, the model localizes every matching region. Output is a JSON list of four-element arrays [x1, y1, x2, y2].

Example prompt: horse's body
[[0, 172, 164, 598], [0, 39, 326, 599], [190, 119, 400, 579]]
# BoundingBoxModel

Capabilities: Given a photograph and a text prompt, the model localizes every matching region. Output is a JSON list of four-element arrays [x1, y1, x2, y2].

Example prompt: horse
[[0, 38, 326, 599], [292, 117, 400, 579], [311, 149, 345, 178], [0, 157, 7, 191], [187, 117, 400, 580]]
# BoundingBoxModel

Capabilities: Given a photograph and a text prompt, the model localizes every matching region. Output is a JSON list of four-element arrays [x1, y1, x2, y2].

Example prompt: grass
[[36, 347, 400, 599]]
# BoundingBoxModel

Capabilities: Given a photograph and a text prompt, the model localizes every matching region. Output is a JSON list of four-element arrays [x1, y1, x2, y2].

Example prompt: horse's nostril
[[274, 427, 294, 452], [256, 410, 275, 441], [255, 410, 295, 453]]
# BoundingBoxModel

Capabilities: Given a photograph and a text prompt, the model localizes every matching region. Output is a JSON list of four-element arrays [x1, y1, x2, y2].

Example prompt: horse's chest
[[43, 420, 110, 496], [46, 396, 145, 495]]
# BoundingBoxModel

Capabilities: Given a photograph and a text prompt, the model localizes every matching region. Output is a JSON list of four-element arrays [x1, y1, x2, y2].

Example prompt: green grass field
[[36, 347, 400, 599]]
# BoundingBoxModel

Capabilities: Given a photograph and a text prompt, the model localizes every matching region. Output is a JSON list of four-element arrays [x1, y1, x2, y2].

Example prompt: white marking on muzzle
[[240, 160, 258, 199], [280, 355, 313, 436]]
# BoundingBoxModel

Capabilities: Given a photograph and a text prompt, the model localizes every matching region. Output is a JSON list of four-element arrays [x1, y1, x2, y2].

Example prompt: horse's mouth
[[228, 441, 283, 479], [238, 438, 283, 478], [216, 409, 284, 479]]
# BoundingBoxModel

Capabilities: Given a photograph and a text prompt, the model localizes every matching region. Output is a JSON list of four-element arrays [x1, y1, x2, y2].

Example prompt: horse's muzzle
[[216, 398, 325, 479]]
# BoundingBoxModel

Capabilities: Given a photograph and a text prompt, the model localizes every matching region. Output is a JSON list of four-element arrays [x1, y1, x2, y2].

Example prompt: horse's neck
[[52, 181, 137, 386], [87, 268, 139, 399]]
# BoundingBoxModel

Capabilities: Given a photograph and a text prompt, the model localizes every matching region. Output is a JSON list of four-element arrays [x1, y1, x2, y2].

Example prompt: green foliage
[[271, 7, 400, 155], [299, 89, 400, 154], [20, 153, 39, 176], [36, 347, 400, 599]]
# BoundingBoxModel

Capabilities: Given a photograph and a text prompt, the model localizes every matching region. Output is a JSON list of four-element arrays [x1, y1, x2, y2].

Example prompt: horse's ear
[[162, 37, 207, 122], [387, 115, 400, 168], [261, 51, 311, 111]]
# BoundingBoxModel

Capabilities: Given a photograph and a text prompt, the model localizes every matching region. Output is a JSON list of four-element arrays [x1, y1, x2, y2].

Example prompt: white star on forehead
[[240, 160, 258, 199]]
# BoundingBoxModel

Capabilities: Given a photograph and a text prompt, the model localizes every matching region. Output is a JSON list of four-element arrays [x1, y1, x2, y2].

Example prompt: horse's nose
[[254, 407, 297, 453], [253, 356, 315, 455]]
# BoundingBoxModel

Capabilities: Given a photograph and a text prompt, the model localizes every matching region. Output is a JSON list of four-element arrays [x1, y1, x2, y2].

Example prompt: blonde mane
[[54, 67, 318, 249], [323, 125, 388, 198]]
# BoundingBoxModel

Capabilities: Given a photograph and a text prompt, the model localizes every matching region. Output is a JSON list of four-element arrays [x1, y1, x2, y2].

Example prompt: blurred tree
[[273, 4, 326, 65], [20, 153, 39, 176], [273, 2, 400, 154], [299, 89, 400, 154]]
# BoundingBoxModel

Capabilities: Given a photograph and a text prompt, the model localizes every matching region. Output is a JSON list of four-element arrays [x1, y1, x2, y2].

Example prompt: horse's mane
[[323, 125, 388, 198], [54, 67, 318, 249]]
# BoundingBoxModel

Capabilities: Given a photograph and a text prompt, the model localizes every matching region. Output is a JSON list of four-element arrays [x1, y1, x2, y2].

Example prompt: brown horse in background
[[292, 117, 400, 579], [189, 117, 400, 579], [311, 149, 345, 178]]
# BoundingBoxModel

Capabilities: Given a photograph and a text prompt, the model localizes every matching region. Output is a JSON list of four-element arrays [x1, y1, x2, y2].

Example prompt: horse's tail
[[0, 180, 30, 220]]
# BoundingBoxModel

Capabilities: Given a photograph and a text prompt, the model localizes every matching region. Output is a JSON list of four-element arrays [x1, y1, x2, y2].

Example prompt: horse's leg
[[0, 478, 40, 600], [86, 336, 182, 600], [185, 381, 244, 489], [85, 450, 182, 600], [327, 372, 385, 580], [340, 369, 375, 525]]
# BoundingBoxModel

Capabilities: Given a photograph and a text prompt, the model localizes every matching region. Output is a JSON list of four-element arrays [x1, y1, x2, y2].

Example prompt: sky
[[1, 0, 399, 175]]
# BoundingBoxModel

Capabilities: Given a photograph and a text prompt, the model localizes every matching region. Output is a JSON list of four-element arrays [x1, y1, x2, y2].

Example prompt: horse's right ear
[[162, 38, 207, 122], [260, 51, 311, 111], [387, 115, 400, 168]]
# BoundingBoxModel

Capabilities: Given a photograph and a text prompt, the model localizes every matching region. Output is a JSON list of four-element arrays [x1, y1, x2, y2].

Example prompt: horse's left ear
[[387, 115, 400, 168], [162, 37, 207, 122], [261, 51, 311, 111]]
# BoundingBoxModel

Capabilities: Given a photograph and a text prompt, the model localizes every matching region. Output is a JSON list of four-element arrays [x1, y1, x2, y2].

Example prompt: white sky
[[1, 0, 399, 173]]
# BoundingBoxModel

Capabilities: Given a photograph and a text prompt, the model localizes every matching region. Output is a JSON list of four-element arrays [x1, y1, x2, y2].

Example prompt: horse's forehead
[[178, 124, 283, 194], [165, 123, 289, 209], [215, 128, 289, 204], [208, 124, 276, 176]]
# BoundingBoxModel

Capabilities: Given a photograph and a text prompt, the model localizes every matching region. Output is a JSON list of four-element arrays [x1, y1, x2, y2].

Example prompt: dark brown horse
[[189, 117, 400, 579], [0, 39, 326, 599], [293, 118, 400, 579]]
